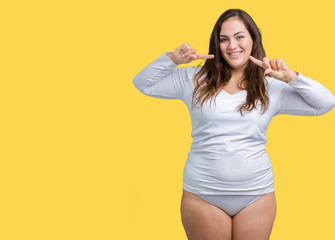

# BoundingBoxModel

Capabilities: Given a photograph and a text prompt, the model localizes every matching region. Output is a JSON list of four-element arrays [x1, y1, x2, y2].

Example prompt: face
[[219, 17, 253, 72]]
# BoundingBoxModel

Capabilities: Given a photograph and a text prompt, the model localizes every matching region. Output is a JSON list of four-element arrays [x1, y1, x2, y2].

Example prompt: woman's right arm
[[132, 51, 185, 100], [132, 43, 214, 100]]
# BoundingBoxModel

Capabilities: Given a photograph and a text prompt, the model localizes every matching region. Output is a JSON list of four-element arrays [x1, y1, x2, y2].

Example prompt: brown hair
[[192, 9, 269, 115]]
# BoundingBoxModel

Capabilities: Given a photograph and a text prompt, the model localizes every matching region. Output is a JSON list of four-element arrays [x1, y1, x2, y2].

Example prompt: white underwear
[[185, 189, 266, 217]]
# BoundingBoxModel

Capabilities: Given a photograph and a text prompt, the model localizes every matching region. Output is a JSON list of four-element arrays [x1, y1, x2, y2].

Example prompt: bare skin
[[232, 191, 276, 240], [181, 189, 232, 240], [220, 76, 246, 95], [181, 189, 276, 240]]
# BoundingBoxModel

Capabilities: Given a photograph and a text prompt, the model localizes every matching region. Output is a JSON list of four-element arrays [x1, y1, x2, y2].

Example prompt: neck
[[229, 69, 247, 89], [231, 71, 244, 82], [231, 67, 245, 78]]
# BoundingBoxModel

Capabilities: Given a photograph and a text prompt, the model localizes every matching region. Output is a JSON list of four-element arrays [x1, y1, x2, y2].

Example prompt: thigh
[[232, 192, 276, 240], [180, 189, 232, 240]]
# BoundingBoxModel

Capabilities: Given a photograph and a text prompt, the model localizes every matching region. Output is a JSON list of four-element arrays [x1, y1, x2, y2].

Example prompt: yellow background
[[1, 0, 334, 239]]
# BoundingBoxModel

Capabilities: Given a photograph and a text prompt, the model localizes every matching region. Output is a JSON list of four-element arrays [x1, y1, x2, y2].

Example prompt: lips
[[228, 51, 242, 57]]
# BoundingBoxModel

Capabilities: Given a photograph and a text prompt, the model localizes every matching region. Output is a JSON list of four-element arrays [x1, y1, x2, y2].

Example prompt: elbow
[[326, 95, 335, 113], [315, 98, 335, 116], [327, 98, 335, 113], [132, 74, 139, 88], [132, 75, 153, 97], [132, 74, 144, 93]]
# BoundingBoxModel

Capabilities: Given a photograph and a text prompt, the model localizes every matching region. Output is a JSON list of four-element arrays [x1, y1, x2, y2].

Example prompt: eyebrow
[[219, 31, 245, 37]]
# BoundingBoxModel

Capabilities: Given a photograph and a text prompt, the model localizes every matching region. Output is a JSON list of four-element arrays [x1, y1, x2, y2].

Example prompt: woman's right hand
[[167, 43, 215, 65]]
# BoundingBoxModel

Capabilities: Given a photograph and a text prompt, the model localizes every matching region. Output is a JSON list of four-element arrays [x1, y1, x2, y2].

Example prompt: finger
[[185, 47, 197, 57], [196, 54, 215, 59], [275, 59, 281, 71], [190, 54, 198, 61], [269, 59, 278, 71], [184, 42, 193, 50], [184, 54, 200, 62], [249, 56, 265, 68], [264, 68, 273, 75], [182, 47, 196, 58], [178, 45, 186, 53], [182, 52, 194, 60], [277, 59, 286, 70], [178, 48, 186, 56], [190, 48, 196, 54], [183, 43, 193, 53], [179, 43, 191, 55], [263, 57, 271, 69]]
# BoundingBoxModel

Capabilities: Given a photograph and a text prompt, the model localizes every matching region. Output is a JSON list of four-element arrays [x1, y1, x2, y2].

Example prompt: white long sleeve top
[[132, 51, 335, 196]]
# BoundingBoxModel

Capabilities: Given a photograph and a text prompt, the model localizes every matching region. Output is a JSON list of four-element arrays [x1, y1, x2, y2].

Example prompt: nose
[[228, 39, 238, 50]]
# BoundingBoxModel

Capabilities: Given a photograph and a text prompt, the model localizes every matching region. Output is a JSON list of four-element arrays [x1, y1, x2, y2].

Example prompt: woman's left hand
[[249, 56, 298, 83]]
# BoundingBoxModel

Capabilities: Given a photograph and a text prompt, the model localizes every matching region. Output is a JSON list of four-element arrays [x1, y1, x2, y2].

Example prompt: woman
[[132, 9, 335, 240]]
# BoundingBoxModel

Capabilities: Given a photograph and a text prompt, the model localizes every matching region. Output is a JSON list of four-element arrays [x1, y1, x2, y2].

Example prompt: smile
[[228, 51, 242, 57]]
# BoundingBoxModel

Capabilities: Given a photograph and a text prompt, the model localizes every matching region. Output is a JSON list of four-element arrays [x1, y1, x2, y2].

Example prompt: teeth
[[229, 52, 241, 56]]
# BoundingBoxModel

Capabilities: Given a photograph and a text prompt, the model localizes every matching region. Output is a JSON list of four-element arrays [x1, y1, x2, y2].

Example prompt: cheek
[[219, 44, 225, 53], [219, 45, 227, 57], [241, 41, 252, 53]]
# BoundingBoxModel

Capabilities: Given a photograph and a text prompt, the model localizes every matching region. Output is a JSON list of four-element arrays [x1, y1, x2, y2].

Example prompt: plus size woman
[[132, 9, 335, 240]]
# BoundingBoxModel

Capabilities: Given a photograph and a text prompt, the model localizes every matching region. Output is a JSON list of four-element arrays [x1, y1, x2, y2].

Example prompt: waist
[[186, 151, 272, 182], [183, 152, 274, 195]]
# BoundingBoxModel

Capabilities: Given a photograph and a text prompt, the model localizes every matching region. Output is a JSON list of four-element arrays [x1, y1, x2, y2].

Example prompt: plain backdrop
[[1, 0, 335, 239]]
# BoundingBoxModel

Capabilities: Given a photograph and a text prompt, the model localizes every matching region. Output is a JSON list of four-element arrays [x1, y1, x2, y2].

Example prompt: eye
[[220, 38, 228, 42], [237, 35, 245, 39]]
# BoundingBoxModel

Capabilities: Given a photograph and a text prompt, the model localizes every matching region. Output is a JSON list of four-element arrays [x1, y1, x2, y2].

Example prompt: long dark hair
[[192, 9, 269, 115]]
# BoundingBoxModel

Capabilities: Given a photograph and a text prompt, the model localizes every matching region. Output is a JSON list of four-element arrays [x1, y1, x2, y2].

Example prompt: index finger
[[249, 56, 265, 68], [196, 54, 215, 59]]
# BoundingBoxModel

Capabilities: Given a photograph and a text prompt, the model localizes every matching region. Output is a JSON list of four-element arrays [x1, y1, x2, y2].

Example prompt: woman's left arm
[[250, 56, 335, 116], [276, 73, 335, 116]]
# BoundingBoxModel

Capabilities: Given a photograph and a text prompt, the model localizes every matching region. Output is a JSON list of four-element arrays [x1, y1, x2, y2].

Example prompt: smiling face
[[219, 17, 253, 73]]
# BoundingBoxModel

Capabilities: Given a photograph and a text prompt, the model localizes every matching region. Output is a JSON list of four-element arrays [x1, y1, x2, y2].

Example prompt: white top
[[132, 51, 335, 196]]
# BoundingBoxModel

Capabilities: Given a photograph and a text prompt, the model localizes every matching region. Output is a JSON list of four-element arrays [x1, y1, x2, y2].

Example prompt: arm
[[132, 51, 189, 100], [276, 73, 335, 116], [133, 43, 214, 100], [249, 56, 335, 116]]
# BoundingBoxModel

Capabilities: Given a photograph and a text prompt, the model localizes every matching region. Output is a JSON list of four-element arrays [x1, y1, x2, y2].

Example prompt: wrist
[[167, 52, 180, 65], [285, 71, 299, 83]]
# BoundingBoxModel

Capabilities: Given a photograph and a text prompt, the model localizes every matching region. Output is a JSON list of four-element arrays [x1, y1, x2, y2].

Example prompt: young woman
[[132, 9, 335, 240]]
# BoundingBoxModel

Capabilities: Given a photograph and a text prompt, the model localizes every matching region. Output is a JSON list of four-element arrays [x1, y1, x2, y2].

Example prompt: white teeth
[[229, 52, 241, 56]]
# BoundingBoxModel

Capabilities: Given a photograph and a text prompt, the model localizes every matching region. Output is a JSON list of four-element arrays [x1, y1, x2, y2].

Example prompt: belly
[[182, 152, 274, 195]]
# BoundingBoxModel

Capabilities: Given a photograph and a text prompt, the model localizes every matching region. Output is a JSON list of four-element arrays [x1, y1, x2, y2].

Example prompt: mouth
[[228, 51, 242, 57]]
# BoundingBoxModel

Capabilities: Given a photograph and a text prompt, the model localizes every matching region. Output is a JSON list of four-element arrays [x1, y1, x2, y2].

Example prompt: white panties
[[185, 189, 266, 217]]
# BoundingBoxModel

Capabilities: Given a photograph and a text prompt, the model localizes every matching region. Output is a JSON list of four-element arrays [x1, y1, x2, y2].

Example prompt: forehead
[[220, 17, 248, 35]]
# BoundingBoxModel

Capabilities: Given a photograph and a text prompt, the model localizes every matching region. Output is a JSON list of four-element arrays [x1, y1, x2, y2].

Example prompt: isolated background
[[1, 0, 335, 239]]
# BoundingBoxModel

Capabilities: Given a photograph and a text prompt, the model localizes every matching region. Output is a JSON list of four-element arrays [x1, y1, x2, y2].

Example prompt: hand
[[167, 43, 215, 65], [249, 56, 298, 83]]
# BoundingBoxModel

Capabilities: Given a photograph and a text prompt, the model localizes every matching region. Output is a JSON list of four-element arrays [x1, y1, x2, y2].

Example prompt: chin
[[229, 63, 247, 70]]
